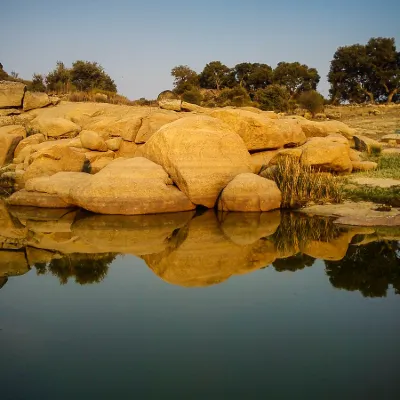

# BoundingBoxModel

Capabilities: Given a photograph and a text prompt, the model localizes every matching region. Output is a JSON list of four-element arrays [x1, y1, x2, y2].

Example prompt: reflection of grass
[[263, 156, 343, 208], [271, 213, 343, 255]]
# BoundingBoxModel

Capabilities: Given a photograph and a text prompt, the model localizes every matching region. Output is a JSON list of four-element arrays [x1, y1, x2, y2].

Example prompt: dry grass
[[262, 156, 343, 208], [67, 90, 135, 106]]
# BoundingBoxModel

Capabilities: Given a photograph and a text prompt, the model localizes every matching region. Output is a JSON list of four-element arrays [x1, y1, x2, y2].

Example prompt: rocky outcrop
[[0, 81, 26, 108], [218, 173, 281, 212], [29, 117, 81, 138], [23, 91, 51, 111], [141, 115, 253, 208], [69, 157, 196, 215], [210, 109, 306, 151], [0, 125, 25, 167]]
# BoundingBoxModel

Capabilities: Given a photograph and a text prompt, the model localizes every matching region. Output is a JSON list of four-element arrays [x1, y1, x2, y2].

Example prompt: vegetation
[[297, 90, 325, 116], [262, 157, 343, 208]]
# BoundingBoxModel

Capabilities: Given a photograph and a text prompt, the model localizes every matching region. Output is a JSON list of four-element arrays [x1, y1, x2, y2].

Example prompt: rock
[[25, 172, 91, 203], [269, 148, 303, 165], [141, 115, 253, 208], [69, 157, 195, 215], [134, 113, 181, 144], [381, 134, 400, 144], [0, 81, 26, 108], [13, 133, 45, 159], [349, 177, 400, 189], [250, 150, 279, 174], [84, 150, 115, 163], [0, 250, 29, 277], [0, 108, 21, 116], [295, 118, 356, 139], [49, 96, 61, 106], [218, 173, 281, 212], [351, 161, 378, 171], [0, 126, 25, 167], [315, 113, 327, 120], [116, 140, 138, 158], [23, 91, 51, 111], [181, 101, 205, 112], [105, 137, 122, 151], [67, 137, 83, 148], [349, 148, 362, 162], [80, 130, 108, 151], [299, 137, 353, 173], [382, 148, 400, 156], [157, 90, 179, 101], [23, 145, 86, 182], [90, 157, 113, 174], [353, 135, 382, 153], [211, 109, 306, 151], [159, 99, 182, 112], [6, 190, 74, 208], [29, 117, 81, 138]]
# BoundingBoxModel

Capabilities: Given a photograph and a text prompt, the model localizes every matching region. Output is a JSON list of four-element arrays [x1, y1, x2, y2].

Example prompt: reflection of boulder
[[72, 211, 194, 256], [218, 210, 281, 245], [0, 200, 27, 249], [325, 241, 400, 298], [0, 250, 29, 277], [142, 211, 278, 287], [26, 246, 60, 266], [0, 276, 8, 289]]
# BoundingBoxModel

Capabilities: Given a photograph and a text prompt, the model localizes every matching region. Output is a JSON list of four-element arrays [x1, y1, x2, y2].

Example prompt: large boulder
[[23, 145, 86, 182], [218, 173, 281, 212], [250, 150, 279, 174], [13, 133, 45, 159], [80, 130, 108, 151], [300, 137, 353, 173], [69, 157, 195, 215], [134, 113, 181, 144], [6, 190, 73, 208], [23, 91, 51, 111], [158, 99, 182, 112], [140, 115, 253, 208], [210, 109, 306, 151], [0, 125, 25, 167], [353, 135, 382, 153], [293, 118, 356, 140], [29, 117, 81, 138], [0, 81, 26, 108]]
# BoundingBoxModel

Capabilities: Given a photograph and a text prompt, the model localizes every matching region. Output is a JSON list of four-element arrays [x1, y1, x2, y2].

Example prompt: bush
[[216, 86, 252, 107], [262, 156, 343, 208], [253, 85, 290, 112], [298, 90, 324, 117], [182, 87, 203, 105]]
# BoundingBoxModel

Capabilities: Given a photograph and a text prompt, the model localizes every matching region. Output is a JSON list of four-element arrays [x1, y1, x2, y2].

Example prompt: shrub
[[216, 86, 252, 107], [298, 90, 324, 117], [262, 156, 343, 208], [182, 87, 203, 105], [253, 85, 290, 112]]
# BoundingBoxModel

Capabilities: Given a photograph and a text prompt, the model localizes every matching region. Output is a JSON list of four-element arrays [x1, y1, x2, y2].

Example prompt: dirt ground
[[325, 104, 400, 139]]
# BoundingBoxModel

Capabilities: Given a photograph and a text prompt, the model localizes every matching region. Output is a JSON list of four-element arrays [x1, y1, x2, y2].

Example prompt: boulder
[[69, 157, 195, 215], [181, 102, 205, 113], [29, 117, 81, 138], [13, 133, 45, 159], [141, 115, 253, 208], [349, 148, 362, 162], [0, 81, 26, 108], [0, 125, 25, 167], [116, 140, 138, 158], [23, 145, 86, 182], [90, 157, 113, 174], [300, 137, 353, 173], [85, 150, 115, 163], [382, 148, 400, 156], [0, 108, 21, 116], [269, 148, 303, 165], [351, 161, 378, 172], [106, 137, 122, 151], [159, 99, 182, 112], [211, 109, 306, 151], [353, 135, 382, 153], [218, 173, 281, 212], [294, 118, 356, 139], [134, 113, 181, 144], [80, 130, 108, 151], [250, 150, 279, 174], [381, 134, 400, 144], [23, 91, 51, 111], [6, 189, 74, 208]]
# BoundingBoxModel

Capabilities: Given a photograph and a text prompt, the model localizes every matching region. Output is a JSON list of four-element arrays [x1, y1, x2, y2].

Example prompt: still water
[[1, 203, 400, 399]]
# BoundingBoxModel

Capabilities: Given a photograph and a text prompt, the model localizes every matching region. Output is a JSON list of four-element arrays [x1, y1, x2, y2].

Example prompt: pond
[[1, 203, 400, 399]]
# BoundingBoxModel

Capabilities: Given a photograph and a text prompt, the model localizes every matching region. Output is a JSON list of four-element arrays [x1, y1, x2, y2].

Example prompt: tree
[[70, 60, 117, 92], [199, 61, 231, 90], [171, 65, 199, 94], [234, 62, 273, 92], [216, 86, 252, 107], [253, 84, 290, 112], [273, 62, 320, 98], [298, 90, 324, 116], [366, 37, 400, 103], [46, 61, 71, 93], [182, 87, 203, 105], [28, 73, 46, 92]]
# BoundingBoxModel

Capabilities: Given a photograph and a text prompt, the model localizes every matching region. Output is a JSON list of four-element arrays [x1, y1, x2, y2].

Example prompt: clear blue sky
[[1, 0, 399, 99]]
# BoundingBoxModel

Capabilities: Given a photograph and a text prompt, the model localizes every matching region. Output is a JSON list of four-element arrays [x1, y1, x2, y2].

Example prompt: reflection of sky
[[1, 0, 399, 99], [1, 256, 399, 399]]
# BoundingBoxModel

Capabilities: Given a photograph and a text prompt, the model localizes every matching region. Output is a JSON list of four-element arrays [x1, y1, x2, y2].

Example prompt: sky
[[1, 0, 399, 100]]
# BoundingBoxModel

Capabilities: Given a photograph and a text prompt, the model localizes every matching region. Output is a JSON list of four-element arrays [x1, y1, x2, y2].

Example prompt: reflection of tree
[[325, 241, 400, 298], [34, 253, 117, 285], [273, 254, 315, 272], [0, 277, 8, 290]]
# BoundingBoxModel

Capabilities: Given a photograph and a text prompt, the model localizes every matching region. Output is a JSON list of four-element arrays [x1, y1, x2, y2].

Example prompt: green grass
[[354, 154, 400, 179]]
